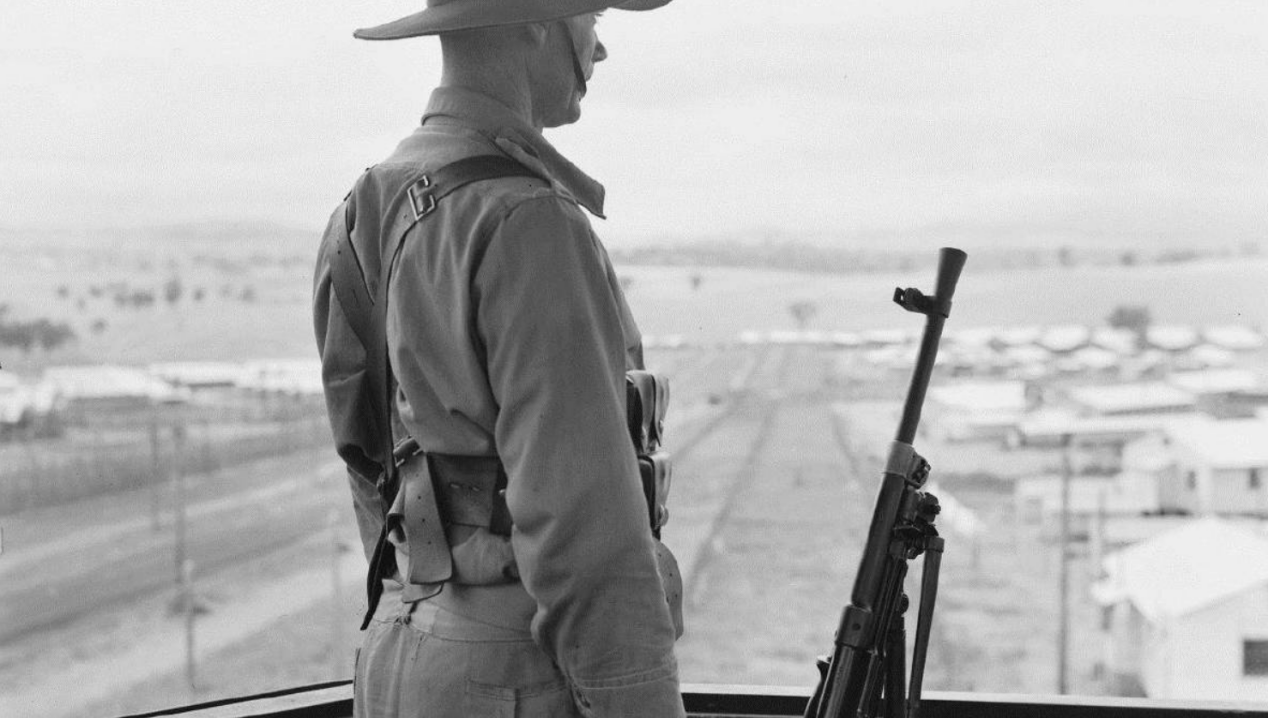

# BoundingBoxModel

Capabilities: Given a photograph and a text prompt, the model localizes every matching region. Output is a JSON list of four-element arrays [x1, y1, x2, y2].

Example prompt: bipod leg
[[803, 656, 829, 718], [907, 535, 945, 718], [860, 557, 909, 718], [884, 596, 908, 718]]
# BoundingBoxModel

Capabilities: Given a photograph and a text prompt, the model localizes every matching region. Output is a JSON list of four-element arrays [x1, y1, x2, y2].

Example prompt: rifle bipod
[[806, 483, 944, 718]]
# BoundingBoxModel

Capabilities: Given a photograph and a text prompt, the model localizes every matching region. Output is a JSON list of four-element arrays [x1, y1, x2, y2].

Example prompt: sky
[[1, 0, 1265, 244]]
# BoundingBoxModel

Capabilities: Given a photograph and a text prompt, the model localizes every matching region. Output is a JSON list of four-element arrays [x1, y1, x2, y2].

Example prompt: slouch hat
[[355, 0, 672, 41]]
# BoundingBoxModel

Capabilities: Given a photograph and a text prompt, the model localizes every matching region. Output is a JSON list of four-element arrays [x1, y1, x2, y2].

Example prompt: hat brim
[[355, 0, 671, 41]]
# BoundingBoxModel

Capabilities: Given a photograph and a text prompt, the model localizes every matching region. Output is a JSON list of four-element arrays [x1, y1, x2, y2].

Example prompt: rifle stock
[[807, 247, 967, 718]]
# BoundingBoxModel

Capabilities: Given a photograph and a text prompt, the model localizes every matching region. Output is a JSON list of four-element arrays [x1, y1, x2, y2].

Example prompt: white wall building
[[237, 358, 324, 396], [1013, 472, 1157, 540], [1166, 417, 1268, 517], [1094, 518, 1268, 700], [0, 373, 59, 430], [41, 365, 186, 409], [148, 361, 243, 389], [926, 380, 1028, 443]]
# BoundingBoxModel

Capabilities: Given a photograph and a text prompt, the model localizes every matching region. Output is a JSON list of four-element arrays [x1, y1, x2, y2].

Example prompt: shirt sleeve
[[474, 195, 684, 717], [313, 205, 387, 564]]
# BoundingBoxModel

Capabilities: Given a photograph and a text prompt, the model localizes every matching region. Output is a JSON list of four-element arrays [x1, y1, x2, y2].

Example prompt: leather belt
[[389, 438, 515, 594]]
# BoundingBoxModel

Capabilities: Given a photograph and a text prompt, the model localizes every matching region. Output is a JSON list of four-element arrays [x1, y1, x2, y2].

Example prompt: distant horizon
[[1, 216, 1262, 253]]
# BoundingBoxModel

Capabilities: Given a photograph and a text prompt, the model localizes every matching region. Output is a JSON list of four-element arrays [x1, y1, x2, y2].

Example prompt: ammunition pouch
[[628, 370, 672, 539]]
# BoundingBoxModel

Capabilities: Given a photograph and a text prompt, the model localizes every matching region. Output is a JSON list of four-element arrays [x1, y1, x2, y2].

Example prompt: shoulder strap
[[327, 154, 543, 628], [331, 155, 541, 351], [406, 154, 545, 219]]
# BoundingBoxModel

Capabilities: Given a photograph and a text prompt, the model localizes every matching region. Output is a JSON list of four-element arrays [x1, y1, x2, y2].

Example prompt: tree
[[1107, 304, 1151, 351], [0, 316, 76, 354], [1057, 246, 1074, 267], [130, 289, 156, 308], [164, 276, 184, 306], [789, 300, 817, 330], [35, 320, 75, 351]]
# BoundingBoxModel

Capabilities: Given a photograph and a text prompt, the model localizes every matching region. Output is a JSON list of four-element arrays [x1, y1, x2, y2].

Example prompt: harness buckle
[[408, 176, 436, 219]]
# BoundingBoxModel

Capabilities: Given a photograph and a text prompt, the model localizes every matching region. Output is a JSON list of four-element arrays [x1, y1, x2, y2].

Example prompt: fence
[[0, 397, 332, 515]]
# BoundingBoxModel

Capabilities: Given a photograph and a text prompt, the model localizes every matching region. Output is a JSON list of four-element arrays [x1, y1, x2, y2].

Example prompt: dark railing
[[126, 682, 1268, 718]]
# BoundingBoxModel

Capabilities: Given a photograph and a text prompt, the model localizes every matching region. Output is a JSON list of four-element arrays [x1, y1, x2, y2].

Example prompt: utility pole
[[182, 553, 197, 692], [149, 403, 162, 531], [171, 420, 197, 692], [329, 507, 345, 680], [1057, 432, 1073, 695]]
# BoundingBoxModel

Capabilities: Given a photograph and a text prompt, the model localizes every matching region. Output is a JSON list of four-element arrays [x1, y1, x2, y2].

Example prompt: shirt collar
[[421, 87, 606, 218]]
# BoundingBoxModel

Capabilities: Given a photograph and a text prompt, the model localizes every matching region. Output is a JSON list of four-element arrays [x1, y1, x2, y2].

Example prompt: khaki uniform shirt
[[314, 88, 683, 716]]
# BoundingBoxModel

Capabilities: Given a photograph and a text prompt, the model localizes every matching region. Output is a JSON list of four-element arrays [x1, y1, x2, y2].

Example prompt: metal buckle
[[408, 175, 436, 219]]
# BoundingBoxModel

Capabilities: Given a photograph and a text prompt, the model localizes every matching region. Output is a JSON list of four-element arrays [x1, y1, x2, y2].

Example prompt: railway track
[[0, 459, 349, 644], [668, 343, 883, 686]]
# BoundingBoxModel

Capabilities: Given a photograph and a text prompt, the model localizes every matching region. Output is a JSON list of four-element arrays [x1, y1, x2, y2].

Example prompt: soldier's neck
[[439, 72, 539, 130]]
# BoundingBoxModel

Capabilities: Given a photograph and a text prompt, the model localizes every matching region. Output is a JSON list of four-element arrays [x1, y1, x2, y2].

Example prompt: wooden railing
[[125, 682, 1268, 718]]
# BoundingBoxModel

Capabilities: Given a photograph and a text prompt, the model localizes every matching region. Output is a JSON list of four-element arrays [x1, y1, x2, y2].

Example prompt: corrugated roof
[[1167, 368, 1259, 395], [1146, 325, 1200, 351], [1019, 410, 1194, 443], [929, 381, 1026, 412], [1090, 327, 1137, 354], [1203, 325, 1266, 351], [1184, 344, 1236, 369], [43, 365, 180, 401], [1070, 346, 1121, 370], [1096, 518, 1268, 622], [149, 361, 243, 386], [996, 326, 1042, 346], [1038, 325, 1091, 353], [1068, 382, 1195, 415]]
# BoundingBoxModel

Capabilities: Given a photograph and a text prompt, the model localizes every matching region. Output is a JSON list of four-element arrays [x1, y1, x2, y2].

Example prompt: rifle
[[804, 247, 967, 718]]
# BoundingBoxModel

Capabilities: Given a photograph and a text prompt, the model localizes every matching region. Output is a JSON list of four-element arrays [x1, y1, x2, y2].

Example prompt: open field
[[3, 231, 1267, 371], [2, 341, 1124, 716]]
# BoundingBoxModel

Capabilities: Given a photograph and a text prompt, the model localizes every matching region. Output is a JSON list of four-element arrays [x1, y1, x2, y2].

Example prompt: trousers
[[354, 588, 583, 718]]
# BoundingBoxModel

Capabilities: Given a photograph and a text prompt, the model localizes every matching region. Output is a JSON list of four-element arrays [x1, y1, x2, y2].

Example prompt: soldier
[[313, 1, 684, 716]]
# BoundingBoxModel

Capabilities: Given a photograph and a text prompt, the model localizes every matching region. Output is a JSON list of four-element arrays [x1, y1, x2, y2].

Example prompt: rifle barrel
[[895, 248, 965, 445]]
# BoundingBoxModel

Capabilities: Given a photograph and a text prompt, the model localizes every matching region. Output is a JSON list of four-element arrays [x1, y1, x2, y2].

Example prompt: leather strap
[[389, 453, 453, 586], [329, 154, 544, 630]]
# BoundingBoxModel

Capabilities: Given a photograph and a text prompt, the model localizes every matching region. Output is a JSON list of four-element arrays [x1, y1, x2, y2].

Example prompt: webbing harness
[[327, 154, 544, 629]]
